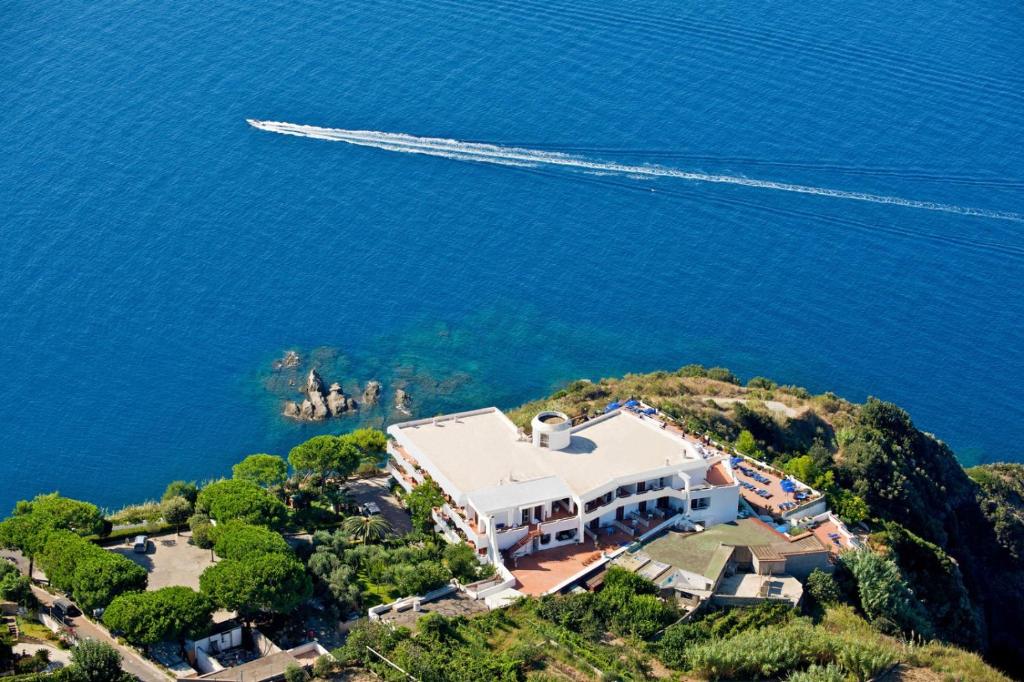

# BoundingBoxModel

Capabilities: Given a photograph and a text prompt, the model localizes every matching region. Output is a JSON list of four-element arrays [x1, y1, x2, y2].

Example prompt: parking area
[[346, 476, 412, 535], [107, 531, 214, 591]]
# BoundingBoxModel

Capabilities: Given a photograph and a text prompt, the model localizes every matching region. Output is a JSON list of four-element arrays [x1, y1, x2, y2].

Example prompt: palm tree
[[342, 514, 393, 544]]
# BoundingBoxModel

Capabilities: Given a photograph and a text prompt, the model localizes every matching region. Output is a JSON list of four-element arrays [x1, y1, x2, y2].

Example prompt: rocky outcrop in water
[[283, 369, 358, 421], [362, 380, 382, 405], [394, 388, 412, 414], [272, 350, 301, 371]]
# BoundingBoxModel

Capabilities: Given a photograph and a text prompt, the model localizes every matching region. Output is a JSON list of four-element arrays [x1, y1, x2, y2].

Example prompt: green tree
[[200, 554, 312, 618], [805, 568, 842, 606], [232, 453, 288, 489], [833, 489, 870, 524], [0, 561, 33, 606], [443, 542, 484, 582], [71, 552, 148, 613], [0, 494, 104, 574], [213, 521, 292, 561], [195, 479, 287, 528], [161, 496, 192, 535], [735, 430, 759, 456], [342, 515, 393, 545], [162, 481, 199, 505], [783, 454, 819, 484], [0, 513, 51, 574], [68, 639, 128, 682], [288, 435, 361, 482], [189, 513, 217, 549], [26, 494, 105, 537], [345, 429, 388, 460], [406, 479, 445, 532], [103, 586, 214, 645]]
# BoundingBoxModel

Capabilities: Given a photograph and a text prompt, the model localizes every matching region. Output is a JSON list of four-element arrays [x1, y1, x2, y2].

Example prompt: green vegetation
[[0, 494, 105, 566], [195, 478, 288, 528], [212, 521, 292, 561], [305, 530, 473, 611], [342, 514, 393, 544], [162, 480, 199, 505], [0, 560, 33, 606], [34, 530, 147, 613], [102, 586, 213, 645], [406, 478, 445, 532], [160, 496, 192, 535], [288, 435, 361, 483], [232, 453, 288, 489], [200, 552, 311, 619], [68, 638, 135, 681]]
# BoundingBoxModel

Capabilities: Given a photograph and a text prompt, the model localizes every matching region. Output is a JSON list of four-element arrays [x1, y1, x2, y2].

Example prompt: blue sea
[[2, 0, 1022, 514]]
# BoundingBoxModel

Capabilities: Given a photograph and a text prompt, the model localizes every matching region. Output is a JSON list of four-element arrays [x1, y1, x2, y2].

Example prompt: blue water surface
[[2, 0, 1022, 513]]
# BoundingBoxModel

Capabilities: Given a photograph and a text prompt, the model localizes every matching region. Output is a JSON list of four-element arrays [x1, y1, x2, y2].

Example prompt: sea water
[[1, 0, 1021, 512]]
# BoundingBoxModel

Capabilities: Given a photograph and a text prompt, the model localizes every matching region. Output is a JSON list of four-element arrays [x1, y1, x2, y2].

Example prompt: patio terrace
[[508, 530, 633, 595]]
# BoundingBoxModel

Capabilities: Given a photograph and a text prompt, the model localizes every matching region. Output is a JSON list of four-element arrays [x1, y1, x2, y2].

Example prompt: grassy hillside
[[336, 595, 1010, 681], [507, 366, 1024, 678]]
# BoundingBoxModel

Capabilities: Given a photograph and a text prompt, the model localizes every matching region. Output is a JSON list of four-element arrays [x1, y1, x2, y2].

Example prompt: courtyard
[[108, 531, 214, 591]]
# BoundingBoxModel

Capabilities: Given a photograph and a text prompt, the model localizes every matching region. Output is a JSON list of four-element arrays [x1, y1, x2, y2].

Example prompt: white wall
[[688, 485, 739, 527]]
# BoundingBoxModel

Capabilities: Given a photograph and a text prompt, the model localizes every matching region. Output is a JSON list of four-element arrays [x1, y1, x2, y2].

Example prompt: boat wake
[[247, 119, 1024, 223]]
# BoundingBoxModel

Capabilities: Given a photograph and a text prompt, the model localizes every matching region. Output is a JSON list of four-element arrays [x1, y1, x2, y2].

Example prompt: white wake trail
[[248, 120, 1024, 223]]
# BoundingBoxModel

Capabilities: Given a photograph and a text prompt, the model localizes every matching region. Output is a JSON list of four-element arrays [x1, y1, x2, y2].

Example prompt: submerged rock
[[272, 350, 301, 371]]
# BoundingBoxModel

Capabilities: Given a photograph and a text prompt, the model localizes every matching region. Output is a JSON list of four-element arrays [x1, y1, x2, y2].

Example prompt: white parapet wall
[[368, 583, 460, 621]]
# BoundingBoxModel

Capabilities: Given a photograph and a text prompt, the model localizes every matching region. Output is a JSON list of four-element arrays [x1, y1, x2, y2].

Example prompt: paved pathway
[[14, 642, 72, 667], [347, 476, 413, 535], [30, 585, 169, 682]]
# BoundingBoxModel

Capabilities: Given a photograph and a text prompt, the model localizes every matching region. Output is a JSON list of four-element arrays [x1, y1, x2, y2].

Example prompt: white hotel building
[[387, 406, 740, 565]]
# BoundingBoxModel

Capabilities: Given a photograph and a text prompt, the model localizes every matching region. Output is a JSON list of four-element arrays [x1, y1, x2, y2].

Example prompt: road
[[29, 585, 169, 682]]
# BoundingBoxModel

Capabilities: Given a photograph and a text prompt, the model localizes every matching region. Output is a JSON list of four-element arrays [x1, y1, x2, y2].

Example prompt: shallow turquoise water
[[1, 0, 1022, 512]]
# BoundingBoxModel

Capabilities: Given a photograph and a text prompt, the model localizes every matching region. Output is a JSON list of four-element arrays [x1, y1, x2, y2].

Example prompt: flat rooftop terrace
[[391, 408, 702, 500], [639, 518, 785, 578]]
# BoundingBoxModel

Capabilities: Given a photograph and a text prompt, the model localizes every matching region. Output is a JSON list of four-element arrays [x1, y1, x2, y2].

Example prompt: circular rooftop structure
[[532, 411, 572, 450]]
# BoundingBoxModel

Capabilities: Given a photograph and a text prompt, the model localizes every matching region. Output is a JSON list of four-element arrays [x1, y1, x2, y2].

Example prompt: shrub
[[189, 513, 216, 549], [806, 569, 842, 606], [785, 663, 846, 682], [535, 593, 603, 640], [443, 542, 485, 583], [748, 376, 778, 390], [389, 560, 450, 596], [706, 367, 740, 384], [840, 550, 933, 638], [686, 620, 834, 679], [163, 481, 199, 504]]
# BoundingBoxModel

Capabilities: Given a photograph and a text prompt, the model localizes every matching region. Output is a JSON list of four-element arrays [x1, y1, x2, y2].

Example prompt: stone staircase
[[509, 524, 541, 557]]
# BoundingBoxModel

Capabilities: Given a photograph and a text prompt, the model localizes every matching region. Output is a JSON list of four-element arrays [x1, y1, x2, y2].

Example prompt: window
[[539, 433, 549, 447], [690, 497, 711, 511]]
